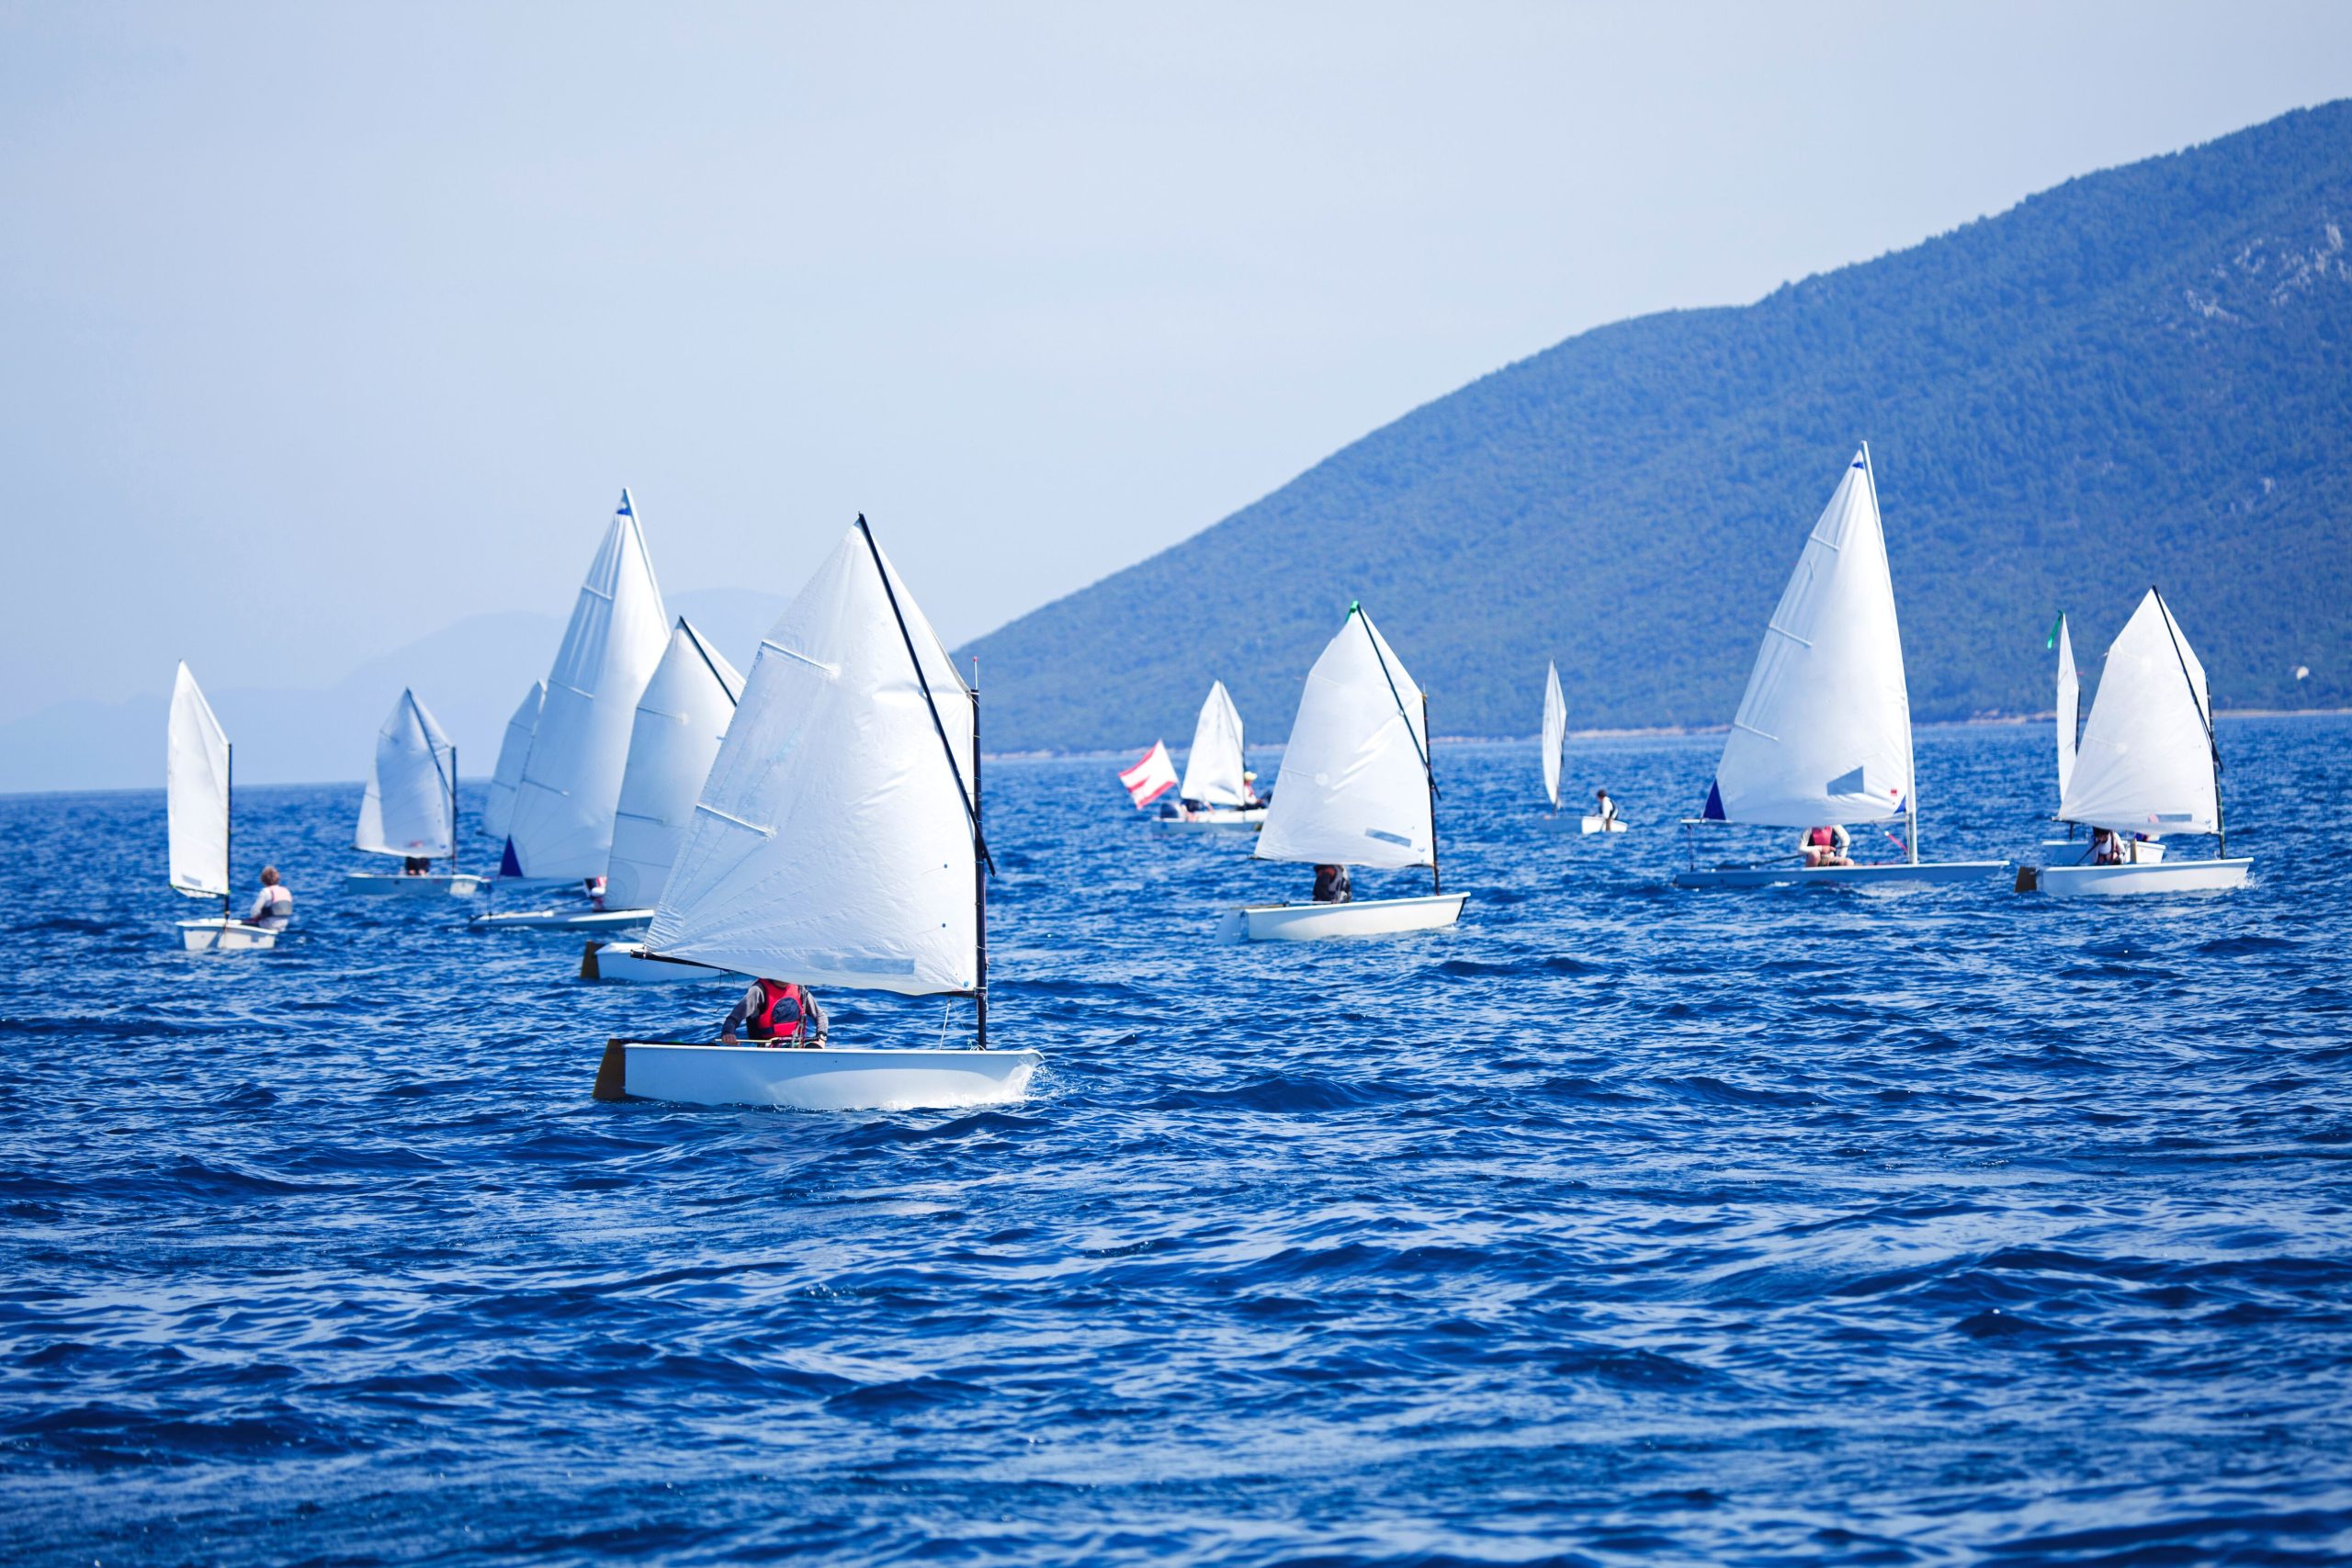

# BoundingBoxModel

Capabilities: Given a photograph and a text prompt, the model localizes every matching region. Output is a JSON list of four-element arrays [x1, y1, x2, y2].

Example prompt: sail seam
[[692, 803, 773, 835]]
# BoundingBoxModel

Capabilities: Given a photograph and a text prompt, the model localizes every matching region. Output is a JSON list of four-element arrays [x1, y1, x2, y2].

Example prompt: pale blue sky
[[5, 2, 2348, 725]]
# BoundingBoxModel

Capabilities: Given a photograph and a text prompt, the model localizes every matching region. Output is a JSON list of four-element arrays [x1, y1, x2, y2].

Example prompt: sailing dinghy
[[473, 491, 671, 932], [1540, 660, 1566, 818], [595, 517, 1040, 1111], [1674, 446, 2005, 888], [345, 689, 479, 896], [481, 679, 544, 872], [2017, 589, 2248, 896], [2035, 613, 2102, 859], [1223, 604, 1464, 942], [167, 663, 275, 951], [1157, 681, 1267, 829], [582, 618, 747, 982]]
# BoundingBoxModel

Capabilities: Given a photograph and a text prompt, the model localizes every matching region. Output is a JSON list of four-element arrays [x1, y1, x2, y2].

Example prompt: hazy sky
[[5, 3, 2348, 724]]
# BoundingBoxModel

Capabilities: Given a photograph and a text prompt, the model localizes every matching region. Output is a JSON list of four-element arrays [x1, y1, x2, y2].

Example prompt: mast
[[1421, 692, 1442, 897], [854, 513, 992, 1045], [223, 740, 234, 921], [1352, 603, 1439, 891], [1857, 441, 1919, 863], [972, 659, 989, 1052], [2152, 584, 2226, 860], [449, 742, 460, 879]]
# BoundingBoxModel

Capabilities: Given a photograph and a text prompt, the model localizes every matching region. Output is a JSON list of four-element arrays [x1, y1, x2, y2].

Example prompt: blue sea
[[2, 717, 2347, 1565]]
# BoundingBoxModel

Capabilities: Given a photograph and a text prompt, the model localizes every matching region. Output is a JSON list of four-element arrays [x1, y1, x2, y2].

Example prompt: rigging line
[[679, 618, 742, 709], [2150, 584, 2226, 853], [855, 514, 995, 874], [1352, 605, 1434, 784]]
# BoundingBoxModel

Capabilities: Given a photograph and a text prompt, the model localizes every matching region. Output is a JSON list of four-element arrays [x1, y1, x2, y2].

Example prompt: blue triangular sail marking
[[1702, 780, 1726, 821]]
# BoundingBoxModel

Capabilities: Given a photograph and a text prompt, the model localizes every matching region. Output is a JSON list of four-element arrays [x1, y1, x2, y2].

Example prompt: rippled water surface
[[3, 718, 2348, 1565]]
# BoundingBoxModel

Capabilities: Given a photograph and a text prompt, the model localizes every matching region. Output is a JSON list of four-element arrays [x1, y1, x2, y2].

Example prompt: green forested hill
[[962, 102, 2352, 752]]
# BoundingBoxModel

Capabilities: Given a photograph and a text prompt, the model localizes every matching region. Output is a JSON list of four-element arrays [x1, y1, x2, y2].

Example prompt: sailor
[[1242, 770, 1262, 807], [402, 855, 430, 876], [246, 866, 293, 927], [1312, 863, 1351, 904], [720, 979, 829, 1049], [1798, 825, 1851, 868], [1593, 788, 1618, 829], [582, 874, 608, 911], [2092, 828, 2125, 865]]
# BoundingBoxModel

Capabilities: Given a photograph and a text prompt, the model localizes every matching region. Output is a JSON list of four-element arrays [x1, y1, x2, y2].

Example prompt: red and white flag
[[1118, 740, 1179, 808]]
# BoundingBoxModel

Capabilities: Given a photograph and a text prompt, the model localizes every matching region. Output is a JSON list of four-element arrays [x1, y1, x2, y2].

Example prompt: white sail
[[1704, 448, 1913, 827], [647, 525, 978, 995], [2053, 615, 2079, 801], [2059, 589, 2219, 837], [1256, 607, 1433, 870], [605, 620, 745, 909], [165, 661, 232, 900], [482, 680, 544, 843], [355, 690, 457, 860], [1180, 681, 1249, 807], [1541, 660, 1566, 810], [506, 491, 671, 880]]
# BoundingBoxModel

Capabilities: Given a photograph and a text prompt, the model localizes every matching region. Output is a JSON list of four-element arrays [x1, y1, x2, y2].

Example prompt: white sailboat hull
[[2019, 858, 2250, 897], [1674, 860, 2007, 889], [179, 918, 278, 952], [1224, 893, 1466, 942], [1158, 806, 1267, 831], [580, 941, 737, 984], [597, 1040, 1042, 1111], [471, 907, 653, 932], [345, 872, 483, 897], [1580, 816, 1627, 835]]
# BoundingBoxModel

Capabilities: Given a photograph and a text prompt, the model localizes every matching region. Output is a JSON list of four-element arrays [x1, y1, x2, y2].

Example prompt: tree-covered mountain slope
[[963, 101, 2352, 752]]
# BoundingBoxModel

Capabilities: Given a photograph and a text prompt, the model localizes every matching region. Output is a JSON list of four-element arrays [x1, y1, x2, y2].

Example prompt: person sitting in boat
[[1242, 770, 1262, 807], [1798, 825, 1850, 868], [1593, 788, 1618, 829], [719, 978, 829, 1049], [582, 874, 608, 912], [402, 855, 430, 876], [245, 866, 293, 927], [1312, 863, 1351, 904], [2092, 827, 2125, 865]]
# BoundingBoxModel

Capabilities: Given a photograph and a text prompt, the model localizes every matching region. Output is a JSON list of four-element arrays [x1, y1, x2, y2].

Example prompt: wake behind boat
[[1224, 604, 1464, 942], [1674, 446, 2004, 889], [2017, 588, 2250, 897], [595, 516, 1040, 1110], [345, 689, 480, 897]]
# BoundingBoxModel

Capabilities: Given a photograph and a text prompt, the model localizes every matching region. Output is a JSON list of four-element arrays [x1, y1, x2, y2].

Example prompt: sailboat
[[481, 679, 544, 871], [581, 618, 748, 983], [2034, 613, 2102, 860], [1540, 660, 1566, 818], [345, 690, 479, 896], [1223, 604, 1465, 942], [1156, 681, 1266, 829], [473, 491, 672, 932], [1674, 446, 2005, 887], [2018, 588, 2249, 896], [595, 517, 1040, 1111], [166, 663, 275, 951]]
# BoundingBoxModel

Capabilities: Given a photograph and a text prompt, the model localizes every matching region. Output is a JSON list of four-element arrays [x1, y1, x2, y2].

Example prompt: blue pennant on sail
[[499, 836, 523, 877], [1702, 780, 1726, 820]]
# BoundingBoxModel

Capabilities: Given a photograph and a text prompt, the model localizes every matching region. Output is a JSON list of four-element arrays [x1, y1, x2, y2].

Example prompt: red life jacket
[[1808, 827, 1838, 849], [747, 980, 808, 1041]]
